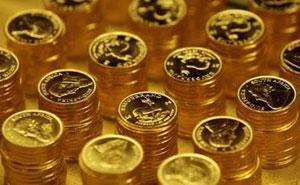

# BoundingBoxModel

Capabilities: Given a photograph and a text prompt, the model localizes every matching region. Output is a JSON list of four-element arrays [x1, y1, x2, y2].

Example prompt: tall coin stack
[[89, 32, 148, 119], [164, 47, 225, 138], [129, 0, 187, 80], [117, 91, 178, 185], [237, 76, 300, 168], [79, 135, 144, 185], [5, 9, 65, 96], [280, 39, 300, 93], [183, 0, 226, 46], [158, 153, 221, 185], [193, 116, 261, 185], [1, 110, 67, 185], [206, 9, 265, 97], [249, 0, 300, 69], [44, 0, 103, 59], [0, 48, 24, 129], [38, 69, 102, 161]]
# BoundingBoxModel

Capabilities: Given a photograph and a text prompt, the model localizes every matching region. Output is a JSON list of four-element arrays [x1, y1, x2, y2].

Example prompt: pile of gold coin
[[44, 0, 103, 60], [158, 153, 221, 185], [89, 31, 148, 119], [206, 9, 266, 97], [79, 134, 144, 185], [183, 0, 226, 46], [236, 76, 300, 168], [129, 0, 187, 80], [0, 48, 24, 128], [248, 0, 300, 69], [38, 69, 102, 161], [279, 39, 300, 93], [117, 91, 178, 184], [1, 110, 67, 185], [193, 116, 261, 185], [164, 47, 225, 138], [5, 9, 65, 96]]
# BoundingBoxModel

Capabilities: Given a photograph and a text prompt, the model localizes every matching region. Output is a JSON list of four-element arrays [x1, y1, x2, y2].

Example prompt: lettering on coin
[[165, 48, 221, 81], [282, 40, 300, 73], [0, 49, 18, 81], [239, 77, 295, 111]]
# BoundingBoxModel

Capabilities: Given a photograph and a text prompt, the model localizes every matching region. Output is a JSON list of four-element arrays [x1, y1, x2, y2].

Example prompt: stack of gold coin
[[5, 9, 65, 96], [117, 91, 178, 185], [1, 110, 67, 185], [89, 31, 148, 119], [164, 47, 225, 138], [129, 0, 187, 80], [248, 0, 300, 69], [206, 9, 266, 98], [182, 0, 226, 46], [44, 0, 103, 60], [279, 39, 300, 93], [158, 153, 221, 185], [0, 48, 25, 129], [193, 116, 261, 185], [79, 134, 144, 185], [236, 76, 299, 168], [38, 69, 102, 161]]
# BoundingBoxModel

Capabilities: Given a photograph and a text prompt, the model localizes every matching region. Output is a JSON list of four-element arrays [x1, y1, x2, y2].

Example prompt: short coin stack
[[1, 110, 67, 185], [38, 69, 102, 161], [280, 39, 300, 93], [206, 9, 265, 97], [129, 0, 187, 80], [193, 116, 261, 185], [44, 0, 103, 59], [79, 134, 144, 185], [117, 91, 178, 185], [158, 153, 221, 185], [248, 0, 300, 69], [237, 76, 300, 168], [5, 9, 65, 96], [0, 48, 24, 128], [89, 31, 148, 119], [164, 47, 225, 138]]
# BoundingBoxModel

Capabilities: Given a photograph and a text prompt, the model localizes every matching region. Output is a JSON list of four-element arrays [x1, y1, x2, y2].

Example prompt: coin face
[[193, 117, 252, 153], [119, 92, 177, 128], [49, 0, 92, 6], [82, 135, 143, 174], [281, 40, 300, 73], [2, 110, 63, 148], [90, 32, 147, 68], [252, 0, 299, 12], [165, 47, 222, 81], [129, 0, 186, 27], [0, 49, 19, 81], [159, 154, 220, 185], [238, 76, 295, 112], [39, 70, 96, 104], [207, 10, 264, 46], [6, 10, 63, 45]]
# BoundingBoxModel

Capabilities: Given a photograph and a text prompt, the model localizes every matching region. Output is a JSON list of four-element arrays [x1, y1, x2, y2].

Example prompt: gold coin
[[44, 0, 98, 10], [249, 0, 299, 13], [281, 39, 300, 74], [0, 48, 19, 82], [158, 153, 220, 185]]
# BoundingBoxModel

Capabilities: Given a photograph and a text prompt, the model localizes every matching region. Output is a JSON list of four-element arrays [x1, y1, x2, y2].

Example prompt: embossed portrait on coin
[[282, 41, 300, 72]]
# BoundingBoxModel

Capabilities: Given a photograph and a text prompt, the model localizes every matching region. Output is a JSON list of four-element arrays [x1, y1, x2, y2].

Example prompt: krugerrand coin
[[164, 47, 225, 138], [193, 116, 261, 185], [38, 69, 102, 161], [43, 0, 103, 60], [117, 91, 178, 185], [5, 9, 65, 96], [1, 110, 67, 185], [0, 48, 25, 132], [237, 76, 300, 168], [249, 0, 300, 70], [158, 153, 221, 185], [206, 9, 266, 98], [129, 0, 187, 80], [89, 31, 148, 119], [79, 134, 144, 185]]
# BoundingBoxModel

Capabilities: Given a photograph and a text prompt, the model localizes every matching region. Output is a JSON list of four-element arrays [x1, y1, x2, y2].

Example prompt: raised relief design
[[283, 41, 300, 72], [0, 55, 11, 74]]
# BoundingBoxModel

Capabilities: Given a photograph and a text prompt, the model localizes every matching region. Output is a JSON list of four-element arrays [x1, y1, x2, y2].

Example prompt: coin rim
[[249, 0, 300, 14], [43, 0, 99, 11], [0, 47, 20, 82], [280, 39, 300, 75]]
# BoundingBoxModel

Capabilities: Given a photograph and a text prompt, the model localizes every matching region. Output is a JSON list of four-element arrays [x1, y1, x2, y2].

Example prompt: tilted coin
[[0, 48, 19, 82], [281, 39, 300, 73], [250, 0, 299, 12]]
